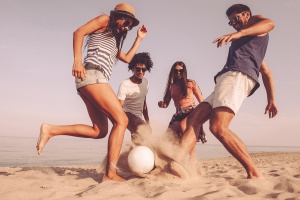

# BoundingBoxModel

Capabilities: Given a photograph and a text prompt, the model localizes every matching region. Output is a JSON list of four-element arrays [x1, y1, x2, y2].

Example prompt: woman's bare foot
[[101, 163, 126, 182], [247, 171, 265, 179], [36, 124, 53, 155], [101, 173, 126, 182]]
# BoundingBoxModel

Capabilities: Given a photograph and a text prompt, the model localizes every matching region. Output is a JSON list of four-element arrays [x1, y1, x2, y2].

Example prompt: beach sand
[[1, 152, 300, 200]]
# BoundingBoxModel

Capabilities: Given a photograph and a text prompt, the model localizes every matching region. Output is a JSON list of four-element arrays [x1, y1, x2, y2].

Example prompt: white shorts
[[204, 71, 256, 114]]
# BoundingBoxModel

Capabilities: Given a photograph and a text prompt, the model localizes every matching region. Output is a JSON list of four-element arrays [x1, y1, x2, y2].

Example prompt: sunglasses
[[135, 67, 147, 72], [121, 17, 132, 31], [228, 12, 245, 26], [174, 69, 184, 73]]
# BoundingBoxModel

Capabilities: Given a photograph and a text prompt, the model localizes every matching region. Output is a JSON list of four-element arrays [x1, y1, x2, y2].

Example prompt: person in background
[[158, 61, 206, 164], [117, 52, 153, 144], [36, 3, 148, 182], [171, 4, 277, 179]]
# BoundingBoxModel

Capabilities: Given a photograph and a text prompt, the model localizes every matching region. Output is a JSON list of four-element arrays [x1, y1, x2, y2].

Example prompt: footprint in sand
[[273, 180, 295, 193], [229, 180, 258, 195], [294, 174, 300, 178]]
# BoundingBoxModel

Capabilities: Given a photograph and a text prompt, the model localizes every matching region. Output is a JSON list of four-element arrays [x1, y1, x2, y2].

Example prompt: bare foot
[[247, 172, 265, 179], [101, 173, 126, 182], [170, 161, 190, 179], [36, 124, 52, 155]]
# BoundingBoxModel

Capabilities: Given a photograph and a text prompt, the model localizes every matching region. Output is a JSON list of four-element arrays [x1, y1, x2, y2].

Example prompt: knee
[[209, 122, 227, 140], [116, 113, 128, 129], [93, 125, 109, 139]]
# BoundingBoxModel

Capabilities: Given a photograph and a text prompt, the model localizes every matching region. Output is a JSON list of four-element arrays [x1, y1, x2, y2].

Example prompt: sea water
[[0, 136, 300, 167]]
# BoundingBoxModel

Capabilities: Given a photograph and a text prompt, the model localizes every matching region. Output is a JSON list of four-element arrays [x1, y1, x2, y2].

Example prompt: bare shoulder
[[187, 79, 197, 87], [94, 14, 110, 23]]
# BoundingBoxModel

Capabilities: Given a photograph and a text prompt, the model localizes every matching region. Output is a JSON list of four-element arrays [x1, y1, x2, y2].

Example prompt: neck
[[130, 76, 142, 84]]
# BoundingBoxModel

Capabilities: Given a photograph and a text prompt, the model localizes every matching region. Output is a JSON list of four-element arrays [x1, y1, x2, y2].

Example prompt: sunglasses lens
[[228, 15, 239, 26], [175, 69, 183, 73], [135, 67, 146, 72], [123, 21, 130, 27]]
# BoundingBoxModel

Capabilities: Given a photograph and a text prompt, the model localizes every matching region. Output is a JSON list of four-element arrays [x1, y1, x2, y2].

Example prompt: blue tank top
[[84, 31, 118, 80], [214, 34, 269, 96]]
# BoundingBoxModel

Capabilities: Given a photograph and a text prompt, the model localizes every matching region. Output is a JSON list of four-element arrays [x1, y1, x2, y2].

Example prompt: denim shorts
[[204, 71, 256, 114], [75, 63, 109, 91]]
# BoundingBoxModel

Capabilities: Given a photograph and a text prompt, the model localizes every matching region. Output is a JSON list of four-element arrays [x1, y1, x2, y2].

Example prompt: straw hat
[[110, 3, 140, 27]]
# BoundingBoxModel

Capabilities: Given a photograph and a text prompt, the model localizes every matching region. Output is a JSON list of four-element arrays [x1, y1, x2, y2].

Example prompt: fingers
[[158, 101, 163, 108], [265, 106, 278, 118], [141, 25, 147, 32], [213, 33, 236, 47], [72, 68, 87, 81]]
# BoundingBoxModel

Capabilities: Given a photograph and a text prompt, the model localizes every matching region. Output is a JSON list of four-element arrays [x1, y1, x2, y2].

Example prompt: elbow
[[73, 28, 85, 39], [73, 29, 79, 37], [123, 59, 130, 64], [267, 20, 275, 32]]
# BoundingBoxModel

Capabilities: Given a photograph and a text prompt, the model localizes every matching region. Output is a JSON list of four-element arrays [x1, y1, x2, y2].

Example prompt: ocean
[[1, 136, 300, 167]]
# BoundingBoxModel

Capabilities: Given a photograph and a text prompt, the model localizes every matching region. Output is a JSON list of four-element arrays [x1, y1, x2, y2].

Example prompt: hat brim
[[110, 10, 140, 27]]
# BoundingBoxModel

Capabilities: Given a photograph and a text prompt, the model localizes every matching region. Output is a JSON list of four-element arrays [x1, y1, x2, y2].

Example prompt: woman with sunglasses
[[36, 3, 147, 182], [158, 61, 206, 164]]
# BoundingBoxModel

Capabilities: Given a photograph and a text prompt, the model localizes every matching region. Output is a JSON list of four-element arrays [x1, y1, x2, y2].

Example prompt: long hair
[[163, 61, 188, 101], [108, 14, 128, 52], [83, 14, 128, 54]]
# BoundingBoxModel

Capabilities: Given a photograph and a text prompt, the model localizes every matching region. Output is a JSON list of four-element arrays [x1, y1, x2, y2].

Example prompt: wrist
[[136, 36, 143, 41]]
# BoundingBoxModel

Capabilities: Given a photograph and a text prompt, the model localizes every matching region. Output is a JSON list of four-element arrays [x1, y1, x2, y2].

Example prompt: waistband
[[85, 62, 101, 70]]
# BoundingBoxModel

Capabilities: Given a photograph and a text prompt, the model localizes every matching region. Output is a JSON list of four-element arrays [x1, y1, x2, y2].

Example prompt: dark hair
[[128, 52, 153, 72], [163, 61, 189, 99], [226, 4, 252, 17], [84, 14, 128, 54], [108, 14, 129, 52]]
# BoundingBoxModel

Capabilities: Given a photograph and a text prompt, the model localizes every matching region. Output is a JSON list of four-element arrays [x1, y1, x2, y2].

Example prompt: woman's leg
[[37, 94, 109, 155], [79, 84, 128, 181]]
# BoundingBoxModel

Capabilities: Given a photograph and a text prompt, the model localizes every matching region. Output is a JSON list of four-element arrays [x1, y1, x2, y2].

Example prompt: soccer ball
[[128, 146, 155, 174]]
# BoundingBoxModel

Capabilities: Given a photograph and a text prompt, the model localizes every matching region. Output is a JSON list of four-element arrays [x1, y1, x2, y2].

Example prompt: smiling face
[[132, 63, 147, 81], [113, 16, 134, 33], [228, 11, 250, 31]]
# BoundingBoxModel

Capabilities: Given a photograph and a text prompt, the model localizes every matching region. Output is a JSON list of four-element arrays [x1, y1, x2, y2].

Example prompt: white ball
[[128, 146, 155, 174]]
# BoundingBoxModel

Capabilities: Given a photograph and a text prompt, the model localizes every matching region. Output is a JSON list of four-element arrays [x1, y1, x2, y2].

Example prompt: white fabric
[[117, 78, 149, 119]]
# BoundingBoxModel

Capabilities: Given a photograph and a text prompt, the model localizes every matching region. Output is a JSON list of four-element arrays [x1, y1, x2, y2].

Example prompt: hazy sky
[[1, 0, 299, 147]]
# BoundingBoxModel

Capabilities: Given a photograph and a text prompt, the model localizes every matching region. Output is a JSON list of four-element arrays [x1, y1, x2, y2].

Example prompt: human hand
[[264, 101, 278, 118], [158, 101, 165, 108], [72, 62, 87, 81], [137, 25, 147, 39], [213, 31, 243, 48]]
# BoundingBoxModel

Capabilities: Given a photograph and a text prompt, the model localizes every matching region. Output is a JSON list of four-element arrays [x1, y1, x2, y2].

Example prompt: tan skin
[[36, 13, 147, 182], [173, 11, 278, 179], [158, 65, 204, 164]]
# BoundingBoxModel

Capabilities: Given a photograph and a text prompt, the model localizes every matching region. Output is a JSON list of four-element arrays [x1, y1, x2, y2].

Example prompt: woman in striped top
[[37, 3, 147, 182]]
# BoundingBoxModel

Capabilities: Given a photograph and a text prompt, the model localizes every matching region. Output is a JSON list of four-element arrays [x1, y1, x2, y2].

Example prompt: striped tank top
[[84, 31, 118, 80]]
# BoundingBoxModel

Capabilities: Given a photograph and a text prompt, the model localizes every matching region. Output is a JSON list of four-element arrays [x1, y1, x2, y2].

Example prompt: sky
[[1, 0, 300, 147]]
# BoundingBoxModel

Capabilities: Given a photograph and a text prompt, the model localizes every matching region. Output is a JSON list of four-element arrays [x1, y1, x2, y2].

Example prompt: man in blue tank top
[[171, 4, 278, 179]]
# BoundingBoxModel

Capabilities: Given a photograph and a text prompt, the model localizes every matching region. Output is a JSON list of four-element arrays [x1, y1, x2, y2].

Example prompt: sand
[[1, 152, 300, 200]]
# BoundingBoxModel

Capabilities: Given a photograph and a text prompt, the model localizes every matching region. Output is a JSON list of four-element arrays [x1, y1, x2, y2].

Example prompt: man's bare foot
[[170, 161, 190, 179], [36, 124, 52, 155]]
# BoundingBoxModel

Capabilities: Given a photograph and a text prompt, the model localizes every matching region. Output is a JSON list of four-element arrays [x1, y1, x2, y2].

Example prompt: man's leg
[[173, 102, 212, 163], [209, 107, 263, 179], [125, 112, 150, 145]]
